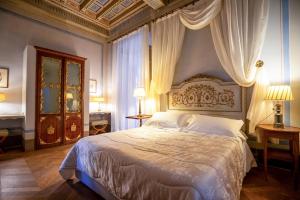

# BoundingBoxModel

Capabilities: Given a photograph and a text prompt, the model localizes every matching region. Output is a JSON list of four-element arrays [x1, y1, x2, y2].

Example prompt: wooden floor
[[0, 145, 299, 200]]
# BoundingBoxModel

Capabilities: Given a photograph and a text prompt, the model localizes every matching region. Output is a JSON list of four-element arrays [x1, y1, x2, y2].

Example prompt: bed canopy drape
[[150, 12, 186, 112], [150, 0, 271, 135]]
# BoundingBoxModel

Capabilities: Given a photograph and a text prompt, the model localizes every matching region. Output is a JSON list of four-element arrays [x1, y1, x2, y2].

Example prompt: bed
[[59, 75, 256, 200]]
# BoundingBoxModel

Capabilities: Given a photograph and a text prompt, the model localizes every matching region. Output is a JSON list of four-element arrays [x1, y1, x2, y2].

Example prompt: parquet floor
[[0, 145, 299, 200]]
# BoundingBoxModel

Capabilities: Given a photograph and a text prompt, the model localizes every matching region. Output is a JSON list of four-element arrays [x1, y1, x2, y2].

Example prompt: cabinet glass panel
[[40, 57, 62, 114], [66, 61, 81, 113], [66, 88, 81, 113], [66, 61, 81, 86]]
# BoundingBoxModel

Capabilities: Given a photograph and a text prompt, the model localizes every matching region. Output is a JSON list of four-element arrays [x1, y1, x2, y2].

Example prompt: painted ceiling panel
[[89, 2, 102, 12], [38, 0, 149, 30]]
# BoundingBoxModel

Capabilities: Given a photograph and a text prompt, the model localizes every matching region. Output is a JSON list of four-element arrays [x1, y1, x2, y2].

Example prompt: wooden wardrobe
[[35, 47, 86, 149]]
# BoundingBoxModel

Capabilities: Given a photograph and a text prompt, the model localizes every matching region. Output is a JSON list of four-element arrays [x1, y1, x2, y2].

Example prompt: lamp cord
[[257, 110, 275, 125]]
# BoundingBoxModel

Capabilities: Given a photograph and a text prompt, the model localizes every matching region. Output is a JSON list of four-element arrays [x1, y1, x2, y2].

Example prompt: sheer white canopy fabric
[[247, 67, 273, 135], [180, 0, 222, 30], [210, 0, 270, 87], [111, 25, 150, 131], [178, 0, 270, 135], [150, 12, 185, 111], [210, 0, 270, 134]]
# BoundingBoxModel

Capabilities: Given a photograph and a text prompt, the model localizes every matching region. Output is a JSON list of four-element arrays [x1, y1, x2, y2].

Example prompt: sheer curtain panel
[[150, 12, 185, 112], [111, 25, 150, 131]]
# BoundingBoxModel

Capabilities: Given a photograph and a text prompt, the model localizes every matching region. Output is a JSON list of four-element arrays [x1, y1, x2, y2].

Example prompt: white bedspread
[[59, 127, 256, 200]]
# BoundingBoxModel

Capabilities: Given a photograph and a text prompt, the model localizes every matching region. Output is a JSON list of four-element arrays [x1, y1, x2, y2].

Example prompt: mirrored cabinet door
[[37, 55, 63, 148], [64, 60, 84, 143], [65, 61, 81, 113], [41, 57, 62, 114]]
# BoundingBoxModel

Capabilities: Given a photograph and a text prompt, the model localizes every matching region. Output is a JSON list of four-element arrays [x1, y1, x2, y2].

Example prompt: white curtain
[[247, 67, 273, 134], [210, 0, 269, 87], [179, 0, 270, 135], [150, 12, 185, 112], [180, 0, 222, 30], [210, 0, 270, 134], [111, 25, 150, 131]]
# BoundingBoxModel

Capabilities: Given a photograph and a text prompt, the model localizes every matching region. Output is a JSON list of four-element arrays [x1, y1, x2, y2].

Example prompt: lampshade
[[265, 85, 294, 101], [133, 88, 145, 97], [0, 93, 6, 102], [66, 93, 73, 99], [90, 96, 104, 102]]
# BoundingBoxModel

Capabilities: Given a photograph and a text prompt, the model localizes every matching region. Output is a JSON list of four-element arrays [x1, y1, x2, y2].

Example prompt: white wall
[[290, 0, 300, 127], [260, 0, 283, 85], [0, 8, 103, 115]]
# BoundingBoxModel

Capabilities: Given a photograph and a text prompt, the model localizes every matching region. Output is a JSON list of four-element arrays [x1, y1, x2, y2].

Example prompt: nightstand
[[89, 112, 111, 135], [126, 115, 152, 127], [256, 124, 299, 188]]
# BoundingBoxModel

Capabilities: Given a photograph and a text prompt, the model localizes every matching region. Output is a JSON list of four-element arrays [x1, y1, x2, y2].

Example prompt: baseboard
[[23, 139, 34, 152]]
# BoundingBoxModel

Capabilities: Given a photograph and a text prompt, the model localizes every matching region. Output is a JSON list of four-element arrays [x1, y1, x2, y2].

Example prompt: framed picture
[[0, 67, 9, 88], [89, 79, 97, 93]]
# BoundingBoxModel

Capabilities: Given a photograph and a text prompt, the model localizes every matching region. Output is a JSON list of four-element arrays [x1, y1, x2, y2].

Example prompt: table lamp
[[265, 85, 293, 128], [134, 88, 145, 117], [90, 96, 104, 112], [0, 93, 5, 102]]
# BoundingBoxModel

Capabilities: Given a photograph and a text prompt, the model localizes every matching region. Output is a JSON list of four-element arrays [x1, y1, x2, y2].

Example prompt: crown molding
[[0, 0, 108, 43], [108, 0, 195, 41]]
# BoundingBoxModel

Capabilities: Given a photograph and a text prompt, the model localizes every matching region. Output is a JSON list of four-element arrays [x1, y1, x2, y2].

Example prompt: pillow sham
[[143, 111, 191, 128], [182, 114, 245, 139]]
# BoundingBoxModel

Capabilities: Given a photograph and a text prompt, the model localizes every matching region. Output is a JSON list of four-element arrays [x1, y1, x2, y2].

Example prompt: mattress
[[59, 126, 256, 200]]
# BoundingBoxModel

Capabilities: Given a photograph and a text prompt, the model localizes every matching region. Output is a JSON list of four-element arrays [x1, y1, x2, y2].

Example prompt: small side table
[[126, 115, 152, 127], [256, 124, 299, 189]]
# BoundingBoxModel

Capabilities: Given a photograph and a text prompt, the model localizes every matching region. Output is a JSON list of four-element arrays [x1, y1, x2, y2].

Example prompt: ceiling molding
[[109, 0, 196, 41], [0, 0, 199, 43], [0, 0, 108, 43], [109, 1, 147, 27], [21, 0, 108, 35]]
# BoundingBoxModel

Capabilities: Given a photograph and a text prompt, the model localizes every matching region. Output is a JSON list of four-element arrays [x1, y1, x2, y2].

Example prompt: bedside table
[[126, 115, 152, 127], [89, 112, 111, 135], [257, 124, 299, 188]]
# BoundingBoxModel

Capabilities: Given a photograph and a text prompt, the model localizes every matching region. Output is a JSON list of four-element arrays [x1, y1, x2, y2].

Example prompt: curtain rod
[[108, 0, 199, 43]]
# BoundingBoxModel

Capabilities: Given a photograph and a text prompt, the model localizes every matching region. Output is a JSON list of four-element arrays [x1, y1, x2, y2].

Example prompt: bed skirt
[[75, 170, 118, 200]]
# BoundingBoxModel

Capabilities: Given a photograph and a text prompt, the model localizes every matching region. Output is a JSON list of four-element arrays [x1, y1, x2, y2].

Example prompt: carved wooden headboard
[[168, 75, 246, 120]]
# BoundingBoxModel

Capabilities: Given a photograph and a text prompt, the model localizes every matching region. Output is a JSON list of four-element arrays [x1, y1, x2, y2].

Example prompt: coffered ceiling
[[45, 0, 147, 29]]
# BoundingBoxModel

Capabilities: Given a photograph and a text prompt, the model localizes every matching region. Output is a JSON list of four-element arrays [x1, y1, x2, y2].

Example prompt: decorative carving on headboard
[[168, 75, 243, 112]]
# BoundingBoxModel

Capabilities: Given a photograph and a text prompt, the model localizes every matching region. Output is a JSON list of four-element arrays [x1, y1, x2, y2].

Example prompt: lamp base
[[273, 103, 284, 128]]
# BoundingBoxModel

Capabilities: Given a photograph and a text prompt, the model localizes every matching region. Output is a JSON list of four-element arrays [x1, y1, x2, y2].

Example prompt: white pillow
[[143, 111, 191, 128], [182, 114, 245, 138]]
